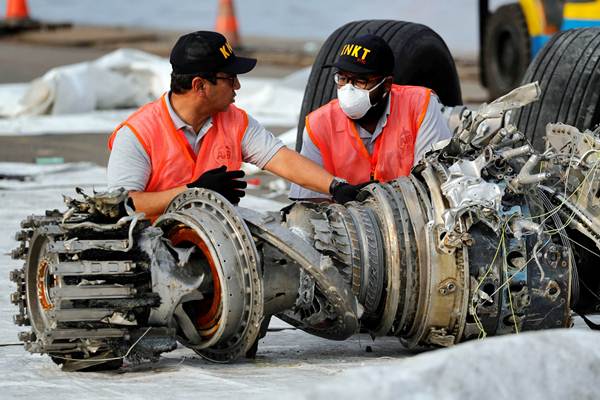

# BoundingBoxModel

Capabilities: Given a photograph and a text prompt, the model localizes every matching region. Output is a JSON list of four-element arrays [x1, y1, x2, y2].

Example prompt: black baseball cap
[[327, 34, 394, 76], [170, 31, 257, 75]]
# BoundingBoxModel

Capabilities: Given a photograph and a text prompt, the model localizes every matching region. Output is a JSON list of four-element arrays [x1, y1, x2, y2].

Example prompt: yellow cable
[[544, 160, 600, 234], [502, 237, 519, 334], [472, 220, 510, 339], [488, 239, 551, 299]]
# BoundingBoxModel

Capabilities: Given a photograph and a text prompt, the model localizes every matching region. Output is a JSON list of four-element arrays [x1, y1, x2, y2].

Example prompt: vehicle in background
[[480, 0, 600, 98]]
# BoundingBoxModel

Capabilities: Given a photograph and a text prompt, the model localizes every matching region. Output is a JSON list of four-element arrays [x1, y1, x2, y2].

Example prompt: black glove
[[187, 165, 247, 204], [329, 179, 377, 204]]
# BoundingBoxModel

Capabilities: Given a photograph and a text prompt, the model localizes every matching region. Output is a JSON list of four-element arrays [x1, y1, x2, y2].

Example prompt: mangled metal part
[[441, 150, 505, 232], [543, 123, 600, 239], [11, 82, 600, 372], [159, 189, 264, 362], [239, 207, 359, 340], [10, 190, 175, 371], [62, 187, 131, 220], [478, 82, 541, 119], [451, 82, 540, 154]]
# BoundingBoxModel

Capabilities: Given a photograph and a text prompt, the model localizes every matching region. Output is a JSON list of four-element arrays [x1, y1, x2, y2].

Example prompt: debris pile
[[9, 83, 600, 370]]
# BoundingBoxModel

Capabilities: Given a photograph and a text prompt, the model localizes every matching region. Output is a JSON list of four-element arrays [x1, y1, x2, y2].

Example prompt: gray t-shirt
[[107, 93, 285, 191], [289, 94, 452, 199]]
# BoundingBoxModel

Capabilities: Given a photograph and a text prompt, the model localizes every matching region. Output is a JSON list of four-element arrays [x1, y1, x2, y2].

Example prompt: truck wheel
[[511, 28, 600, 150], [296, 20, 462, 151], [482, 3, 530, 99]]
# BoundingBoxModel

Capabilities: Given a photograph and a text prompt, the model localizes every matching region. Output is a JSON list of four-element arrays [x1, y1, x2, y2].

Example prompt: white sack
[[307, 329, 600, 400], [0, 48, 309, 134], [0, 48, 170, 118]]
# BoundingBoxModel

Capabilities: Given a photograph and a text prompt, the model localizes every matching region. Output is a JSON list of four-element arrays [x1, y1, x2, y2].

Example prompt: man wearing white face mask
[[289, 34, 452, 200]]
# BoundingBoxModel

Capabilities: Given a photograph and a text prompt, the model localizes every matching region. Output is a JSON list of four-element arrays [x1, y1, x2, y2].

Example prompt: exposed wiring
[[487, 239, 552, 300], [532, 156, 600, 231], [502, 236, 519, 334], [49, 327, 152, 363], [539, 190, 578, 304], [544, 159, 600, 233], [574, 148, 600, 168], [513, 140, 600, 227], [471, 218, 510, 339], [565, 235, 600, 259]]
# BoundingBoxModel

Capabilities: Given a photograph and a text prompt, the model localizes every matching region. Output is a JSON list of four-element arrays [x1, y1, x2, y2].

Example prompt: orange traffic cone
[[5, 0, 30, 20], [215, 0, 239, 48]]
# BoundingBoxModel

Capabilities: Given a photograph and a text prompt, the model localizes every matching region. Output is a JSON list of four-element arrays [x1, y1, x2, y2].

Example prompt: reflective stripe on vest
[[108, 93, 248, 192], [306, 85, 431, 184]]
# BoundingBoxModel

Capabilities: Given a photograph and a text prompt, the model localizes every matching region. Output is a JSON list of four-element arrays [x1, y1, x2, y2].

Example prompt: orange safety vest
[[305, 85, 431, 184], [108, 93, 248, 192]]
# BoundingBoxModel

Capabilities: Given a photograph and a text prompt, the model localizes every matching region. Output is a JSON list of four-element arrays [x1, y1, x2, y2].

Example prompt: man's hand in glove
[[187, 165, 247, 204], [329, 178, 377, 204]]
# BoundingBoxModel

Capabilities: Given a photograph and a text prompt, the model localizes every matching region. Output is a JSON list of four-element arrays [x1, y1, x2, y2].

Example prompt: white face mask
[[337, 79, 386, 120]]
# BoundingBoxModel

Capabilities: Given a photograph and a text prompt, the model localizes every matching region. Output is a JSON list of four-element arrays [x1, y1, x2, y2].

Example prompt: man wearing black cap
[[107, 31, 369, 219], [289, 34, 452, 200]]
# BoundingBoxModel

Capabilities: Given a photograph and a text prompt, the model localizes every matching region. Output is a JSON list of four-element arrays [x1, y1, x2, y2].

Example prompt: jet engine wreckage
[[8, 83, 600, 371]]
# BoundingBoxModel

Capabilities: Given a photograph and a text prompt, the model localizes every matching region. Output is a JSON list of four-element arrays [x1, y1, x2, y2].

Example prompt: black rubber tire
[[296, 20, 462, 151], [482, 4, 530, 99], [511, 28, 600, 151]]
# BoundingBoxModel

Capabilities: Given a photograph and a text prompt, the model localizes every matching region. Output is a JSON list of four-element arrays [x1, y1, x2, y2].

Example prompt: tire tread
[[512, 28, 600, 149]]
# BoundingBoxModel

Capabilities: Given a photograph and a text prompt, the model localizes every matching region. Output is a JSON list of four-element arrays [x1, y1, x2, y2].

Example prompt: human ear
[[192, 77, 205, 93], [384, 76, 393, 90]]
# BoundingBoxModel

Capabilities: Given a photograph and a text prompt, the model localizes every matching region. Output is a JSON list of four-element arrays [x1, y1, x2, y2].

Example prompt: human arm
[[243, 115, 367, 203], [288, 127, 331, 200], [264, 146, 334, 194], [241, 116, 333, 198], [108, 126, 244, 218], [266, 146, 372, 204], [126, 168, 246, 218], [126, 167, 246, 217], [127, 187, 188, 218], [107, 126, 151, 192], [413, 94, 453, 165], [107, 126, 189, 218]]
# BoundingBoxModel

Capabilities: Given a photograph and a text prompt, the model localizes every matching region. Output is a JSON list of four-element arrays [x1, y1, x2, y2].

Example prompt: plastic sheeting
[[0, 49, 308, 135], [0, 161, 598, 399], [309, 329, 600, 400], [0, 49, 169, 117], [0, 109, 134, 136]]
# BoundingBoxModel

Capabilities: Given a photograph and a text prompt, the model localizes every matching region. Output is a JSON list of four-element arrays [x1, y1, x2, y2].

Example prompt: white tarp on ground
[[0, 162, 598, 399], [0, 49, 309, 135], [310, 329, 600, 400]]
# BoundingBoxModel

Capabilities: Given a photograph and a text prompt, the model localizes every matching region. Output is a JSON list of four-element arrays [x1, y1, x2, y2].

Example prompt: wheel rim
[[167, 227, 222, 336]]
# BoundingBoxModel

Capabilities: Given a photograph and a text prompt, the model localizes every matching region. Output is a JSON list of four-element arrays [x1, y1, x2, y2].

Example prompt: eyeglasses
[[333, 73, 383, 89], [214, 74, 238, 86]]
